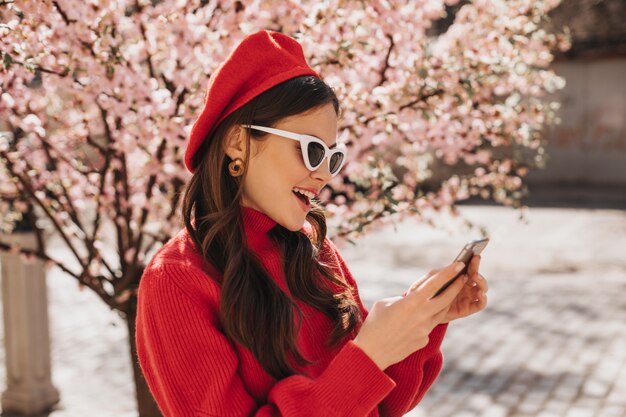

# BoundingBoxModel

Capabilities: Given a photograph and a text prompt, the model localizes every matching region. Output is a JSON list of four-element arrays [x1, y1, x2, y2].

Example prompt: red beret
[[184, 30, 320, 173]]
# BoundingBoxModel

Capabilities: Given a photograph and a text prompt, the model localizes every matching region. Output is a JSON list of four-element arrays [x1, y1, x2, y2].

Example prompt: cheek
[[267, 148, 310, 180], [289, 148, 313, 177], [247, 147, 310, 189], [243, 158, 284, 196]]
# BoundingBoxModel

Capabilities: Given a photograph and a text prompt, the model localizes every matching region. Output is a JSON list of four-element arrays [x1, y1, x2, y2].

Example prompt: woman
[[135, 30, 488, 417]]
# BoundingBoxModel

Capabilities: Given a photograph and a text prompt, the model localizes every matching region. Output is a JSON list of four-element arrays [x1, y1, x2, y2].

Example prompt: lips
[[292, 190, 311, 211], [292, 190, 309, 204]]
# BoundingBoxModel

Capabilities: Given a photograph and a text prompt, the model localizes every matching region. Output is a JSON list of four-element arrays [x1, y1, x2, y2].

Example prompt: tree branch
[[31, 138, 119, 280], [0, 240, 76, 278], [0, 239, 117, 309], [96, 103, 127, 276], [116, 137, 167, 292], [4, 55, 69, 77], [120, 150, 134, 251], [140, 175, 185, 257], [88, 121, 117, 280], [84, 134, 108, 155], [378, 34, 394, 86], [39, 139, 86, 233], [52, 1, 97, 58], [51, 1, 75, 24], [360, 87, 445, 125], [175, 87, 188, 115], [334, 203, 392, 239], [135, 1, 157, 80], [0, 148, 87, 273], [39, 133, 94, 175], [399, 88, 445, 111]]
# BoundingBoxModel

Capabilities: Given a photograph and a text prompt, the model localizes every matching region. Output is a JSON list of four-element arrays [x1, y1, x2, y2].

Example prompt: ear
[[223, 125, 247, 160]]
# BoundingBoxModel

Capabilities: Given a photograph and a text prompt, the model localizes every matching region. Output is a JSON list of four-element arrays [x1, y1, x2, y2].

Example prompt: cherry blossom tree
[[0, 0, 569, 415]]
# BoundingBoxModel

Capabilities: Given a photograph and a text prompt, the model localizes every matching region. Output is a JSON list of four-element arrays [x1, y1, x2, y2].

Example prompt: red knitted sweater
[[135, 207, 447, 416]]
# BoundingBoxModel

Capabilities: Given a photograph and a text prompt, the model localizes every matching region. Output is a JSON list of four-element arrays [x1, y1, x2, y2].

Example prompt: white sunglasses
[[242, 125, 347, 177]]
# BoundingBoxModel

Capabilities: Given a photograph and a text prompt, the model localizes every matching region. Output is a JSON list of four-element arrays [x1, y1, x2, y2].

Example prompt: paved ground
[[1, 185, 625, 416], [343, 193, 626, 417]]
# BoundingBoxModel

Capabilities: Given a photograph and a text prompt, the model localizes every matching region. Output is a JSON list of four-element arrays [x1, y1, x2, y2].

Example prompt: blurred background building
[[428, 0, 626, 203], [531, 0, 626, 188]]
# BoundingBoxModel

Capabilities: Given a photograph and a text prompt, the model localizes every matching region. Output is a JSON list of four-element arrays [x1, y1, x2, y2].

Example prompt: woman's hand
[[352, 262, 467, 370], [408, 256, 488, 324], [442, 255, 488, 323]]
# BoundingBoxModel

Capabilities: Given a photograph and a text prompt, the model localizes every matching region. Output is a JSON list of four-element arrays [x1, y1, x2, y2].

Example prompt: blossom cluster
[[0, 0, 568, 307]]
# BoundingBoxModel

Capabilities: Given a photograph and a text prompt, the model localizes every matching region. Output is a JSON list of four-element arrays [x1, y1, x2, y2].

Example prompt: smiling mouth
[[292, 190, 310, 206]]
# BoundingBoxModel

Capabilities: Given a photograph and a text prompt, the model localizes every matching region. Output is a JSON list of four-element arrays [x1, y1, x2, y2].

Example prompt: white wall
[[528, 57, 626, 185]]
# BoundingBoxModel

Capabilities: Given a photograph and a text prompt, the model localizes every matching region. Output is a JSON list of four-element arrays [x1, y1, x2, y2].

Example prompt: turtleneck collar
[[242, 206, 278, 250]]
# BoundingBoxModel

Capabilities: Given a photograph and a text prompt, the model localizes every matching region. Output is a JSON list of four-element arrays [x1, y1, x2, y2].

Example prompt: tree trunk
[[127, 293, 164, 417]]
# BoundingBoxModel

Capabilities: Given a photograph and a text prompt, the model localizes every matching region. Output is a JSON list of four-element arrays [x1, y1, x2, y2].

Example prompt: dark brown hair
[[181, 76, 362, 379]]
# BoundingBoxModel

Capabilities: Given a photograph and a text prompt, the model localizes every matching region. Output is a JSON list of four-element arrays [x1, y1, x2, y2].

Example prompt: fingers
[[468, 255, 481, 277], [417, 261, 466, 300], [467, 272, 488, 294], [468, 275, 488, 306], [467, 256, 488, 295], [407, 262, 465, 302], [429, 267, 467, 307], [427, 268, 440, 277], [408, 268, 442, 293], [476, 273, 488, 293], [473, 289, 488, 310]]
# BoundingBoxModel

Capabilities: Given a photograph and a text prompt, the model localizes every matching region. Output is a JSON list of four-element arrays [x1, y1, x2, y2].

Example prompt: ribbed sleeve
[[320, 237, 448, 416], [135, 263, 396, 417], [379, 324, 447, 416]]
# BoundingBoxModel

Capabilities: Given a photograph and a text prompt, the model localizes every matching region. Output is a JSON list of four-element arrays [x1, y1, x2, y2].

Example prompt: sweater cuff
[[312, 341, 396, 415], [430, 323, 448, 348]]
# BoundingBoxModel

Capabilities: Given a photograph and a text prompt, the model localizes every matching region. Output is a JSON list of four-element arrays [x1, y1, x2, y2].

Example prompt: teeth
[[293, 187, 315, 199]]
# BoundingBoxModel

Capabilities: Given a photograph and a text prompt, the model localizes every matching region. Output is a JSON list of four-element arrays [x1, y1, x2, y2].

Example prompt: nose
[[311, 159, 333, 183]]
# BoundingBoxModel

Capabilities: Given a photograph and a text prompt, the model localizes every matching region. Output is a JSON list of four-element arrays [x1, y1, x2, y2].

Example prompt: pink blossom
[[0, 0, 568, 313]]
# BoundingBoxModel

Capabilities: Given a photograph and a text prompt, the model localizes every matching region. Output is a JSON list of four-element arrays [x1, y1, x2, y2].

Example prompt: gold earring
[[228, 158, 244, 177]]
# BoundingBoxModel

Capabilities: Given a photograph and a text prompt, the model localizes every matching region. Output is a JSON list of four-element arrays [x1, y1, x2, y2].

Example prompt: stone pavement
[[341, 198, 626, 417], [1, 186, 625, 416]]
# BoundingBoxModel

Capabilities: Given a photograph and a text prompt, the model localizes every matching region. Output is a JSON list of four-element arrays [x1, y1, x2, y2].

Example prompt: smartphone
[[432, 237, 490, 298]]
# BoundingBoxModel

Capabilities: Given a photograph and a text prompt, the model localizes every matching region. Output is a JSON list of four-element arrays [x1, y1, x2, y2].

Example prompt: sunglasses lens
[[329, 153, 344, 174], [306, 142, 326, 168]]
